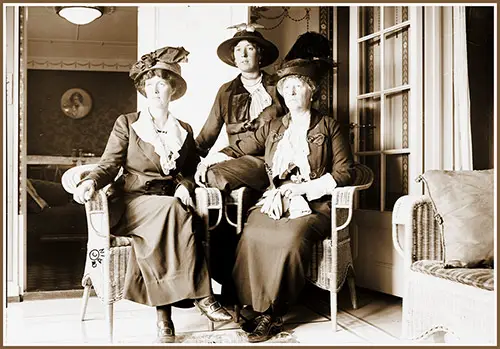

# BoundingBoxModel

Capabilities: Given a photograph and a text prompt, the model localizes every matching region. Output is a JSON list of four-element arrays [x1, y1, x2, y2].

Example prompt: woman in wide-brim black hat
[[193, 24, 285, 306], [197, 32, 354, 342], [73, 46, 232, 344]]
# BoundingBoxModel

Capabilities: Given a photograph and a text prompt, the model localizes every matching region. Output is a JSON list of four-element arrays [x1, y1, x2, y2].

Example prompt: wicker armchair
[[392, 195, 495, 344], [195, 163, 373, 331], [62, 164, 218, 343]]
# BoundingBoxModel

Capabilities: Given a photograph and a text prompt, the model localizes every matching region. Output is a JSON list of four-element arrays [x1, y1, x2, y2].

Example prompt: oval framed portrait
[[61, 88, 92, 119]]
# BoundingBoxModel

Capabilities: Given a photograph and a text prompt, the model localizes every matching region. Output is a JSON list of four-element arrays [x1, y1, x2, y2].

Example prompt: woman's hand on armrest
[[194, 152, 233, 187], [73, 179, 95, 204], [279, 174, 337, 201]]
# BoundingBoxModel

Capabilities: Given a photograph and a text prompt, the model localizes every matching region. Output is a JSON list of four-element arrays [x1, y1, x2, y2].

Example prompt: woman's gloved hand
[[194, 152, 233, 187], [73, 179, 95, 204], [257, 188, 284, 220], [174, 184, 194, 208]]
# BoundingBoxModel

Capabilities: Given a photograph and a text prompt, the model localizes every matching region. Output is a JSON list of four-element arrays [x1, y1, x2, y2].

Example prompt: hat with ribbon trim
[[130, 46, 189, 101]]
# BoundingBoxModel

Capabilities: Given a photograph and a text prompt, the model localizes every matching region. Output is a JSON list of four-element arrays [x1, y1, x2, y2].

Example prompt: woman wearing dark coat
[[195, 23, 285, 193], [196, 32, 354, 343], [72, 46, 232, 343]]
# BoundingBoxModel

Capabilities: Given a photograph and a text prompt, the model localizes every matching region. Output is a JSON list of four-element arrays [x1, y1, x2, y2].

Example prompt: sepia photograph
[[3, 3, 496, 345]]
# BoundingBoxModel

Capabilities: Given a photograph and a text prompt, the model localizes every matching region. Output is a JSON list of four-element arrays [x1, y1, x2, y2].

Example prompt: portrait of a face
[[61, 88, 92, 119]]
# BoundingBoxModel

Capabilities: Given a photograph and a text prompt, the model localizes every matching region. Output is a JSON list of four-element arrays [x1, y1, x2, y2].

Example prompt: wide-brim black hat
[[217, 30, 279, 68], [276, 32, 336, 86], [276, 58, 334, 86]]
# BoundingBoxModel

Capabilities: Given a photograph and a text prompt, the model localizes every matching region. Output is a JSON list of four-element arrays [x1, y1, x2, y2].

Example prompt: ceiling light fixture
[[55, 6, 112, 26]]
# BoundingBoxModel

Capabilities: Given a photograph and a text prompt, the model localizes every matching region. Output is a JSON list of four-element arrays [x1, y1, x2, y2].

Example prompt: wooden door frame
[[5, 5, 28, 301]]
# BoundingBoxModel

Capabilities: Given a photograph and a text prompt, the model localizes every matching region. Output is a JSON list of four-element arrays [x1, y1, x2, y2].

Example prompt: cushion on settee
[[411, 260, 494, 291], [27, 179, 72, 214], [418, 170, 494, 268]]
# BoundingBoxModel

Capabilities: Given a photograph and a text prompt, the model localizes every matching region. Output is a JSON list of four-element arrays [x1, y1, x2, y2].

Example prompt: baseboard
[[10, 288, 96, 302]]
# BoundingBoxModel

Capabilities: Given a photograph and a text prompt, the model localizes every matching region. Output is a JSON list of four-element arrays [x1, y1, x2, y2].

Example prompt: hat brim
[[276, 58, 333, 85], [217, 35, 279, 68], [136, 68, 187, 101]]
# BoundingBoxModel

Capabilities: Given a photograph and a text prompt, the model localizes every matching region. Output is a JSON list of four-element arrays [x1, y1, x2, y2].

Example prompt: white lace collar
[[131, 108, 187, 175]]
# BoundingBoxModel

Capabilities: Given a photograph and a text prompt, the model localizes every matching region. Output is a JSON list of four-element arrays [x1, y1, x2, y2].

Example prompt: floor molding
[[10, 288, 96, 302]]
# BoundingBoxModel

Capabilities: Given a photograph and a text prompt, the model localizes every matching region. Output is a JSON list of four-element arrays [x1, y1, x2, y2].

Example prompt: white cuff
[[305, 173, 337, 201], [202, 152, 233, 167]]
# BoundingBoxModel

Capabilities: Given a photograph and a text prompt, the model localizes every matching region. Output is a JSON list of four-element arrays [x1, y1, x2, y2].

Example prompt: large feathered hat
[[129, 46, 189, 101], [276, 32, 336, 87], [217, 23, 279, 68]]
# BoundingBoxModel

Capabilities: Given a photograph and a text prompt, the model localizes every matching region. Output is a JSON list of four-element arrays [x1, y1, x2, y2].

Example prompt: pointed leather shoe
[[195, 296, 233, 322], [247, 315, 283, 343], [241, 316, 259, 333], [155, 321, 175, 344]]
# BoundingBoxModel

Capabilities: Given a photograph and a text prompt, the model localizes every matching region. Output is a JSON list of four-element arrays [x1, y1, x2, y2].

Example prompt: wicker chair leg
[[208, 319, 214, 331], [234, 304, 241, 323], [80, 285, 91, 321], [346, 270, 358, 310], [105, 303, 114, 343], [330, 289, 337, 332]]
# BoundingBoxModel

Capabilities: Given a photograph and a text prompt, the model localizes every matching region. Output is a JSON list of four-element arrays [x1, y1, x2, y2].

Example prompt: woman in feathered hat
[[194, 23, 285, 192], [197, 32, 354, 342], [73, 46, 232, 343]]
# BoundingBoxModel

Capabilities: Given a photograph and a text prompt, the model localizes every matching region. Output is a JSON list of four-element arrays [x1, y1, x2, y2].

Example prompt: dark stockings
[[156, 304, 172, 322]]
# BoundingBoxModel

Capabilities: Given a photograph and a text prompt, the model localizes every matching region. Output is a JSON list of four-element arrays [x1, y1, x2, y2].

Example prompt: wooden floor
[[5, 285, 411, 345]]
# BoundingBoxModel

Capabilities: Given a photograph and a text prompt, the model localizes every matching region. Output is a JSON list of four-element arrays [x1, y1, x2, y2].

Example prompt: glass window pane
[[384, 27, 409, 89], [384, 90, 409, 150], [384, 6, 409, 28], [359, 6, 381, 37], [359, 37, 381, 94], [385, 154, 409, 211], [358, 97, 380, 151], [358, 155, 380, 210]]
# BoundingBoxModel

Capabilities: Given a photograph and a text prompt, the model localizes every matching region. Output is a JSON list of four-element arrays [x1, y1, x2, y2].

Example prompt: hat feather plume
[[284, 31, 331, 61]]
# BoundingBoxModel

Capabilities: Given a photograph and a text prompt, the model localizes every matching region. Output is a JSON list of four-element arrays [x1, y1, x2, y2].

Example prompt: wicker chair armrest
[[329, 163, 374, 231], [195, 187, 223, 231], [61, 164, 100, 194], [224, 187, 262, 235], [392, 195, 443, 269]]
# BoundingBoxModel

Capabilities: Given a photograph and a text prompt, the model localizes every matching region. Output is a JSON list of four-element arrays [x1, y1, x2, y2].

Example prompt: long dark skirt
[[114, 195, 211, 307], [232, 208, 330, 312]]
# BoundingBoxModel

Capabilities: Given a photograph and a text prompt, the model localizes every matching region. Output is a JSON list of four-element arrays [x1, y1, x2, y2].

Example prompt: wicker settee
[[392, 194, 495, 344]]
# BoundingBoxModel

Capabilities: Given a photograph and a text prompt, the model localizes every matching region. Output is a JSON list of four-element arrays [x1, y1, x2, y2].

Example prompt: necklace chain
[[149, 112, 173, 161]]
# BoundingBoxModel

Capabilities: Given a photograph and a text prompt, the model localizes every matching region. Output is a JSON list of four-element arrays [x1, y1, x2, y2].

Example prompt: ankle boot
[[155, 306, 175, 343]]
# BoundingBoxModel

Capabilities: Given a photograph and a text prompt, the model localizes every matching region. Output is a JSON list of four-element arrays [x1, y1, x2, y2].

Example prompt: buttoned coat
[[220, 109, 354, 216], [86, 112, 199, 197], [195, 72, 284, 157]]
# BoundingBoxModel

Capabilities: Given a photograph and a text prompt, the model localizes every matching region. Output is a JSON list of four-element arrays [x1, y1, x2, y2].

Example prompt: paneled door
[[349, 6, 423, 297]]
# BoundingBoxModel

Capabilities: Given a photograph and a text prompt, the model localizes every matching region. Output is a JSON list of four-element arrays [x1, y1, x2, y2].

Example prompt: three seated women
[[74, 30, 353, 344]]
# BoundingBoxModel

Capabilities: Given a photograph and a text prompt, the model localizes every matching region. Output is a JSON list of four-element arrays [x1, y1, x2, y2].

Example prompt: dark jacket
[[219, 109, 354, 215], [195, 71, 285, 157], [85, 112, 200, 197]]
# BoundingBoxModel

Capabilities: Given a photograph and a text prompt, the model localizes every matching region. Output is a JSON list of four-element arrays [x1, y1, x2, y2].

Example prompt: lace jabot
[[241, 74, 272, 121], [131, 109, 187, 175], [271, 112, 312, 183]]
